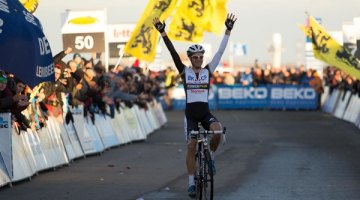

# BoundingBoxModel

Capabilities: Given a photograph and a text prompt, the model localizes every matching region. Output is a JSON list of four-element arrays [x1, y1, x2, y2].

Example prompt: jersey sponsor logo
[[187, 74, 208, 82], [187, 84, 209, 89], [189, 89, 206, 94], [200, 74, 207, 81], [187, 75, 196, 81]]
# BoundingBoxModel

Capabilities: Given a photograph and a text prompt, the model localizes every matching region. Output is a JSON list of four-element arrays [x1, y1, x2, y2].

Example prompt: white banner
[[107, 24, 135, 43], [70, 105, 98, 155], [94, 114, 120, 148], [63, 122, 84, 159], [0, 113, 11, 185], [61, 9, 107, 34], [61, 9, 107, 53]]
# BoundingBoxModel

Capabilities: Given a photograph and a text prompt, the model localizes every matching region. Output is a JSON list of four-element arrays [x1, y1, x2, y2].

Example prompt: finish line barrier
[[2, 89, 358, 188], [321, 88, 360, 129], [0, 100, 167, 188]]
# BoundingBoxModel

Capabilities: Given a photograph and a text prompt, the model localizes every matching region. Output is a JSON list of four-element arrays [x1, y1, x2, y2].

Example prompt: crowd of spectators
[[323, 66, 360, 96], [164, 64, 360, 94], [1, 48, 360, 130], [0, 48, 163, 133], [161, 64, 360, 109]]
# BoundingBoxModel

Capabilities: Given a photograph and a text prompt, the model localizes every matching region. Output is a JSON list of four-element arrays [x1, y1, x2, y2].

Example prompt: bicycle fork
[[195, 137, 209, 198]]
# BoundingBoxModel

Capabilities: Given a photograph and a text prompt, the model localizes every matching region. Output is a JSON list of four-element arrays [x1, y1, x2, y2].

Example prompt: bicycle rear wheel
[[203, 150, 214, 200]]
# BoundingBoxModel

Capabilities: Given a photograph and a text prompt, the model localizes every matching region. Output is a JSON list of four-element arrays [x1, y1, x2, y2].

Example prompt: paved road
[[1, 110, 360, 200]]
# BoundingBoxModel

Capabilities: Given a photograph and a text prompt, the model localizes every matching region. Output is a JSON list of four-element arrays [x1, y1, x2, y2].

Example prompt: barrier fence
[[1, 86, 360, 188], [0, 100, 167, 188], [322, 87, 360, 128]]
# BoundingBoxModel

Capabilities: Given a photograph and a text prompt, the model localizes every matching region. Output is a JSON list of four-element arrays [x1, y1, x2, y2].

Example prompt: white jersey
[[161, 30, 229, 119], [183, 67, 211, 103]]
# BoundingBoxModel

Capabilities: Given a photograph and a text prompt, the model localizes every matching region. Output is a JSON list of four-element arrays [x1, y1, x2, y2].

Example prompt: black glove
[[65, 110, 74, 125], [225, 18, 235, 31], [154, 20, 166, 33]]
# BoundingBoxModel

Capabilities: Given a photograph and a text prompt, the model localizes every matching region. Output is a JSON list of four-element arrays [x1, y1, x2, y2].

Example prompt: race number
[[62, 32, 105, 53], [75, 35, 94, 50]]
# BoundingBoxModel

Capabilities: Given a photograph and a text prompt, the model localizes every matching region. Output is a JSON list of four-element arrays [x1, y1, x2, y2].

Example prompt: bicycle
[[190, 123, 227, 200]]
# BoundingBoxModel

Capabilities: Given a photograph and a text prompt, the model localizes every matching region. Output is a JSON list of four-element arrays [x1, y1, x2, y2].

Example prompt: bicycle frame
[[190, 124, 226, 200]]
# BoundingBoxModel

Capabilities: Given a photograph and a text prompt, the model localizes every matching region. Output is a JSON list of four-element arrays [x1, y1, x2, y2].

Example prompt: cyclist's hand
[[153, 17, 166, 33], [225, 13, 237, 31]]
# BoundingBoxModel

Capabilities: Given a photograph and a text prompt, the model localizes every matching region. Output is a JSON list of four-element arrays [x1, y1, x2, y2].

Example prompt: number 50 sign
[[62, 32, 105, 53], [61, 9, 107, 53]]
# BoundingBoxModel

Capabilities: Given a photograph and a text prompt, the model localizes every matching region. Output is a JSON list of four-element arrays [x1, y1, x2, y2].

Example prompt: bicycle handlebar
[[190, 127, 227, 135]]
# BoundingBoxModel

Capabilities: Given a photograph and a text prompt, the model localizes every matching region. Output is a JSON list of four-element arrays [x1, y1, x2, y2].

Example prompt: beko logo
[[271, 88, 316, 99], [218, 88, 268, 99]]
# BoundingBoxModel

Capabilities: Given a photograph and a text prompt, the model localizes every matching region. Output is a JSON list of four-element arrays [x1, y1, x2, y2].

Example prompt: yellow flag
[[168, 0, 212, 42], [124, 0, 178, 62], [204, 0, 228, 35], [298, 24, 311, 38], [19, 0, 39, 13], [308, 16, 360, 79], [168, 0, 228, 42]]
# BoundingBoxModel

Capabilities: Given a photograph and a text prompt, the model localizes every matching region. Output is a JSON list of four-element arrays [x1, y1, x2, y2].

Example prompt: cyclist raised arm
[[153, 13, 237, 198]]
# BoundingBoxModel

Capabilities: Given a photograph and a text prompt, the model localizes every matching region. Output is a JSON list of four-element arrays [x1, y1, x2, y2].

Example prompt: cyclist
[[153, 13, 237, 198]]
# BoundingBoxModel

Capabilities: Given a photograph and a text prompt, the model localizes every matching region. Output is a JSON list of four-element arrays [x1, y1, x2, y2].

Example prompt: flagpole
[[113, 47, 125, 72], [104, 8, 109, 72]]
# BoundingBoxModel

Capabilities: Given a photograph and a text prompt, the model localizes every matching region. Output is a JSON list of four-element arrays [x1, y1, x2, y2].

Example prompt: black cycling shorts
[[184, 113, 218, 142]]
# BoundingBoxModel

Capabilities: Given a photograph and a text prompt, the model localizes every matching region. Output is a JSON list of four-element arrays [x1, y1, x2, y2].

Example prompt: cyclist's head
[[187, 44, 205, 57]]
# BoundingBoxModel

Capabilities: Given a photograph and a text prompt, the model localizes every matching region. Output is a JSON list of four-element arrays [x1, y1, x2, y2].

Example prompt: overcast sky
[[35, 0, 360, 66]]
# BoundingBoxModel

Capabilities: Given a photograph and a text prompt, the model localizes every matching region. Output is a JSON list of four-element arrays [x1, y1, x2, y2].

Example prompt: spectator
[[298, 65, 307, 82], [68, 60, 78, 73], [223, 71, 235, 85], [0, 73, 30, 131], [263, 68, 273, 84], [329, 69, 342, 93], [212, 71, 224, 84], [163, 67, 176, 109], [252, 67, 264, 86], [309, 70, 324, 110], [234, 71, 242, 84], [299, 69, 313, 86], [38, 82, 64, 123], [340, 75, 356, 94], [240, 67, 253, 86], [280, 66, 292, 85], [271, 67, 282, 84], [73, 53, 83, 69], [53, 47, 72, 71], [289, 66, 300, 85]]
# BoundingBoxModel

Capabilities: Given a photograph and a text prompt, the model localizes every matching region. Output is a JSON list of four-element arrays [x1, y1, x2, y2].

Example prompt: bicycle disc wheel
[[203, 150, 214, 200]]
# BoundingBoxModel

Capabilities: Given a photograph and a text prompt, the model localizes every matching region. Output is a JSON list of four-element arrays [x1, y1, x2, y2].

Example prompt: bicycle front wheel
[[195, 152, 203, 200], [203, 150, 214, 200]]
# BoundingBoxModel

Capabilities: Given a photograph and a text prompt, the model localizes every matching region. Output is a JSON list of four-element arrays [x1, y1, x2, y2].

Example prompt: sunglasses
[[191, 55, 204, 60]]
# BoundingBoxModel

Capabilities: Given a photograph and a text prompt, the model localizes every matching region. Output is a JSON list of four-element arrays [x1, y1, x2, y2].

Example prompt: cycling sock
[[189, 175, 195, 186], [210, 151, 215, 160]]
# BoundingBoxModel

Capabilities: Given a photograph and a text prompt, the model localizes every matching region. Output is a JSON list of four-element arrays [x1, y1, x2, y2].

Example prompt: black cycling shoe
[[188, 185, 196, 198]]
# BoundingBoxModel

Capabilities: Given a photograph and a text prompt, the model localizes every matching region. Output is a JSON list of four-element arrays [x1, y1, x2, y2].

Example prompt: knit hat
[[73, 53, 81, 60], [0, 75, 7, 84]]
